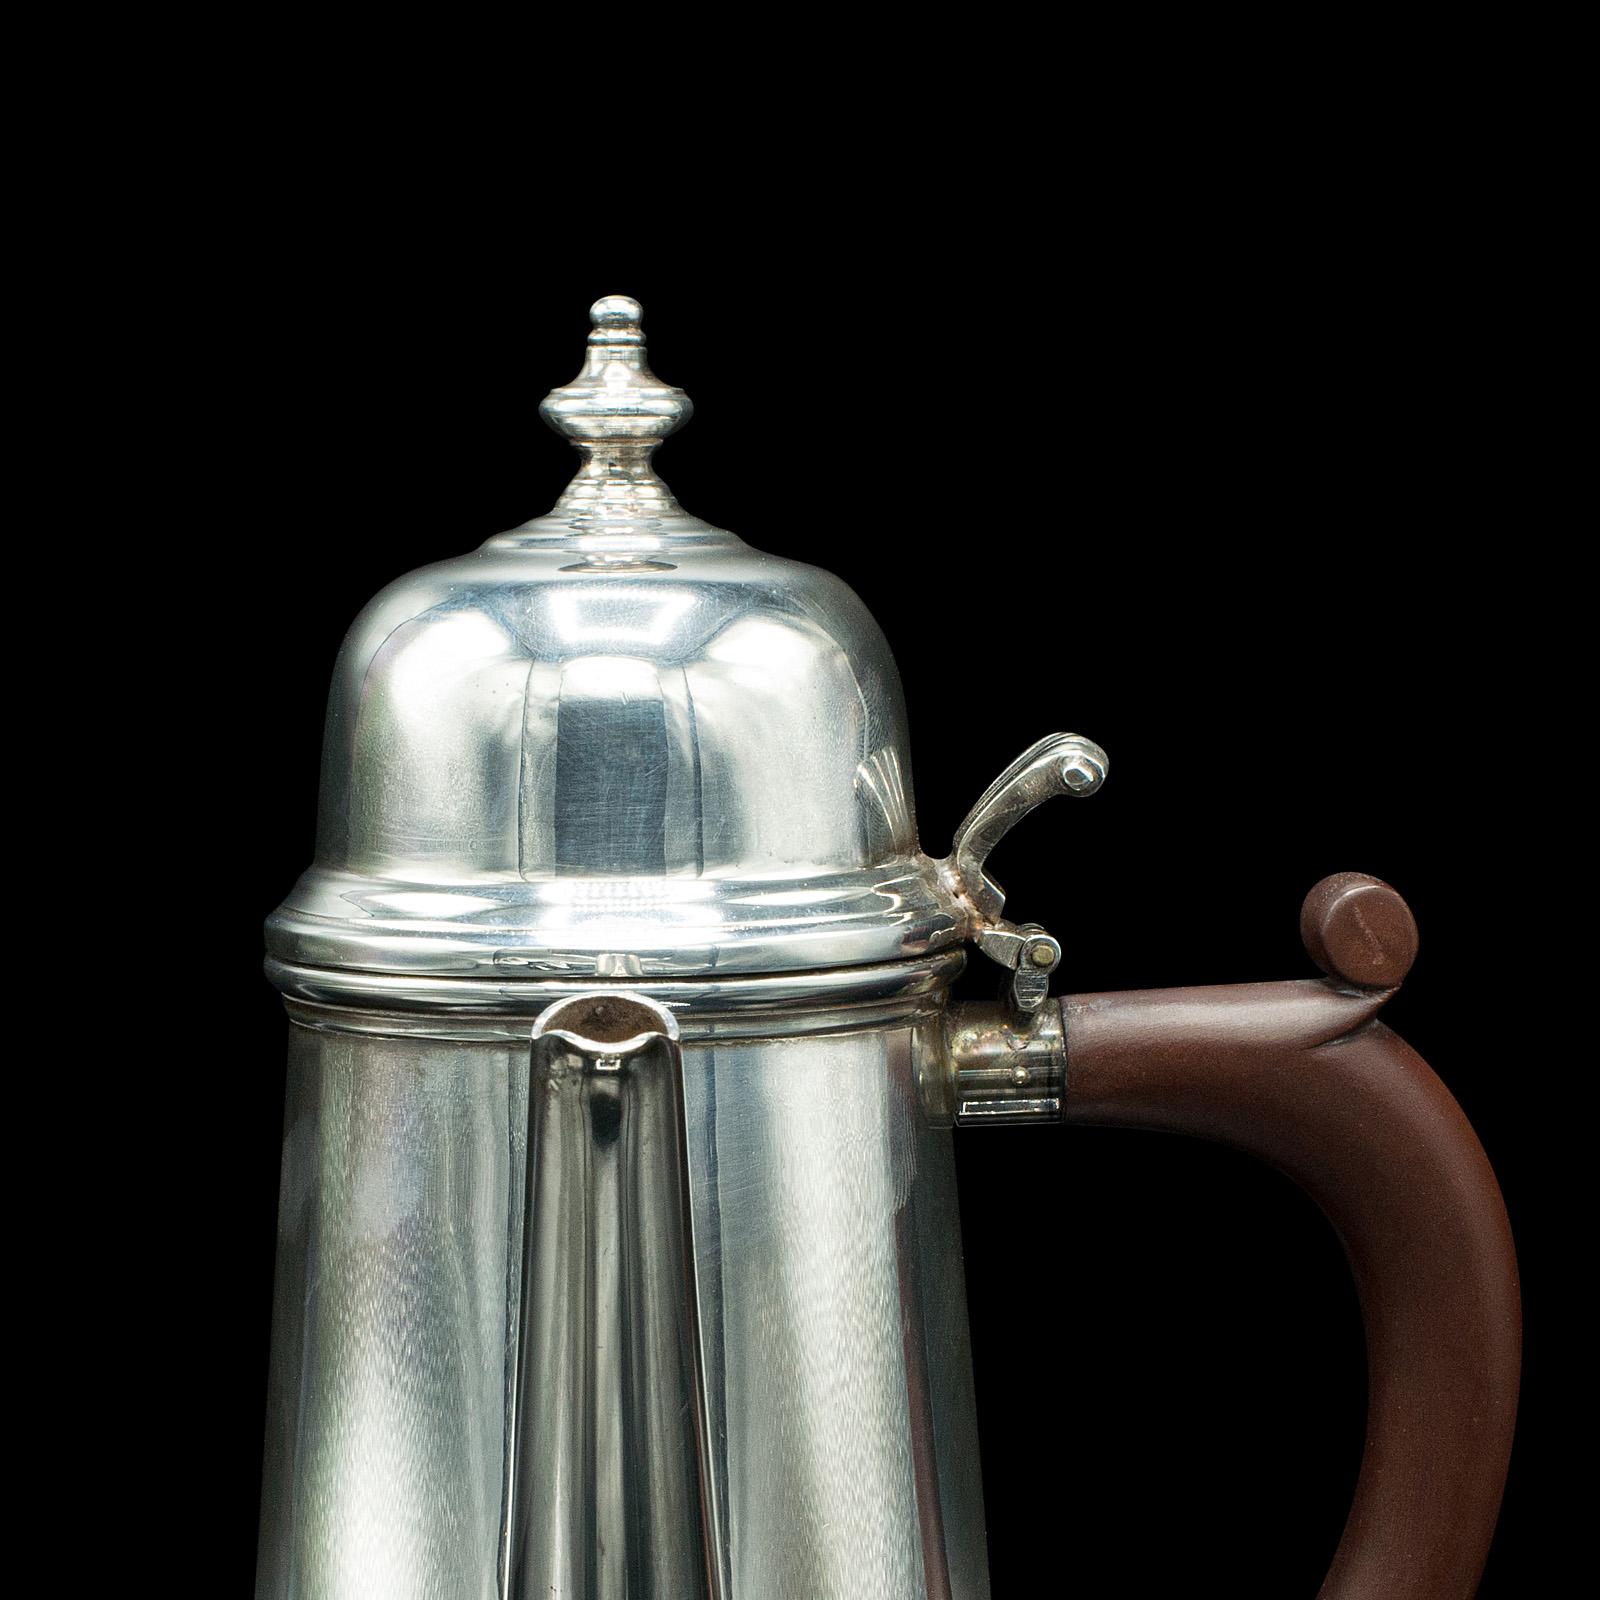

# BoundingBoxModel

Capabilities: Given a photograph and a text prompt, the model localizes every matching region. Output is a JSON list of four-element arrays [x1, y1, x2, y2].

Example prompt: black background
[[112, 99, 1571, 1596]]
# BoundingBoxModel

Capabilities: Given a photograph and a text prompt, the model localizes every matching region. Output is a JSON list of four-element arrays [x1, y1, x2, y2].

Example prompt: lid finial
[[540, 296, 693, 520]]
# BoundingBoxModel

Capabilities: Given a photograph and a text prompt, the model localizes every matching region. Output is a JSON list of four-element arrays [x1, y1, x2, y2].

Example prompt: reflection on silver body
[[511, 995, 711, 1598], [258, 298, 1093, 1597], [258, 1025, 524, 1599], [265, 295, 953, 982], [258, 1000, 985, 1598]]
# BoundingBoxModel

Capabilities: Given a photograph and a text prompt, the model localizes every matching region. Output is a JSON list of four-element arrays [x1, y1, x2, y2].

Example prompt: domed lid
[[265, 296, 965, 983]]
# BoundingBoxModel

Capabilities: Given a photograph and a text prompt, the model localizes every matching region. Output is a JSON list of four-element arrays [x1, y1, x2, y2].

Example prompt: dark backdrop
[[143, 197, 1558, 1595]]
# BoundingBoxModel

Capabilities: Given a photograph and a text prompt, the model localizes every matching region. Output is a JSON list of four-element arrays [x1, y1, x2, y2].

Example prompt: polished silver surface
[[928, 1001, 1069, 1126], [258, 1013, 988, 1599], [943, 732, 1109, 927], [257, 1024, 525, 1600], [540, 293, 692, 522], [269, 949, 963, 1040], [511, 994, 714, 1598], [266, 296, 961, 981], [938, 731, 1108, 1013], [256, 297, 1108, 1599]]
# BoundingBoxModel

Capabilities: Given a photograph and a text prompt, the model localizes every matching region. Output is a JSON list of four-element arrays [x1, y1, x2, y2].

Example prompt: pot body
[[256, 986, 988, 1600]]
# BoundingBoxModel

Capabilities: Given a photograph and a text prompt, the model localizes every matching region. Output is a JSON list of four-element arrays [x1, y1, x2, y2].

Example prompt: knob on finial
[[540, 294, 692, 446], [590, 294, 643, 331]]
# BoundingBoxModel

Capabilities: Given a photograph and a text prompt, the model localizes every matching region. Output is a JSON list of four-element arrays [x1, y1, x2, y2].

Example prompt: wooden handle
[[1060, 874, 1519, 1599]]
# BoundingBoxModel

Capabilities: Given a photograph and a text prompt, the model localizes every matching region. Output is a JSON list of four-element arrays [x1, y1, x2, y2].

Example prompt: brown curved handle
[[1061, 874, 1519, 1600]]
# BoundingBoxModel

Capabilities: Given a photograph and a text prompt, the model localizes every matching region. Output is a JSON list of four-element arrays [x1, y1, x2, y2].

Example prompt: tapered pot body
[[256, 988, 988, 1600]]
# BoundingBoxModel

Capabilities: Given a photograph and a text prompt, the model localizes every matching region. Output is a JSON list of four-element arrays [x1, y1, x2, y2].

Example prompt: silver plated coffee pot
[[257, 298, 1520, 1600]]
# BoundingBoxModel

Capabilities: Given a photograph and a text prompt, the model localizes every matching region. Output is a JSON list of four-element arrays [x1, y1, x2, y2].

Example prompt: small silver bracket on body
[[930, 732, 1107, 1126], [938, 731, 1108, 1017]]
